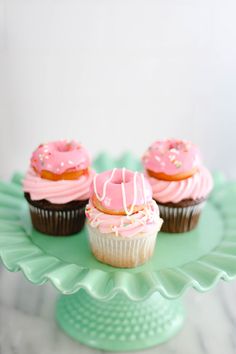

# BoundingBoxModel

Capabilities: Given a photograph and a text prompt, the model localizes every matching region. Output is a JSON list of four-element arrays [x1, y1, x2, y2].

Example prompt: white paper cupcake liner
[[157, 201, 205, 233], [87, 223, 159, 268]]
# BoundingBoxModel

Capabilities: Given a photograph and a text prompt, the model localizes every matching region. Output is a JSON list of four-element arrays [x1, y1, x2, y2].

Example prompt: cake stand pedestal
[[56, 290, 184, 351], [0, 154, 236, 351]]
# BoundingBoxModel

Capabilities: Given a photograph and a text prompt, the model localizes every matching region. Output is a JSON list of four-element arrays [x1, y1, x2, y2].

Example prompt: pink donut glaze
[[31, 140, 91, 175], [23, 167, 95, 203], [86, 199, 163, 237], [142, 139, 201, 176], [147, 166, 213, 203], [91, 168, 152, 214]]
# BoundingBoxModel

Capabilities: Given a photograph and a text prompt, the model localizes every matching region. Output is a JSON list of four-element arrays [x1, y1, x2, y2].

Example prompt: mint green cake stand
[[0, 153, 236, 352]]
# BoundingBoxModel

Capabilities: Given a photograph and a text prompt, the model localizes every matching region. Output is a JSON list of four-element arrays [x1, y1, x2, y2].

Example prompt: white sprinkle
[[112, 226, 119, 236], [44, 149, 49, 153], [155, 156, 161, 161], [174, 160, 182, 168], [68, 160, 73, 165], [170, 148, 179, 154], [61, 162, 64, 167], [169, 155, 175, 162]]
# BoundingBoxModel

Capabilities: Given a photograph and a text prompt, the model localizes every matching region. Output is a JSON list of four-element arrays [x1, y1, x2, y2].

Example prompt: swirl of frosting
[[91, 168, 153, 215], [85, 199, 163, 237], [23, 167, 95, 203], [142, 139, 201, 177], [148, 166, 213, 203], [31, 140, 91, 178]]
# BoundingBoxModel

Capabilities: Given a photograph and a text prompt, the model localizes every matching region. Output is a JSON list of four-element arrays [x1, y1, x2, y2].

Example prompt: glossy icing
[[23, 167, 95, 203], [31, 140, 91, 177], [92, 168, 152, 215], [85, 199, 163, 237], [142, 139, 201, 176]]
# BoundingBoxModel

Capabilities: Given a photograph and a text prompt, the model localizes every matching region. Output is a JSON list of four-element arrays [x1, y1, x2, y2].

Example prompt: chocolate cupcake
[[142, 139, 213, 233], [23, 140, 94, 236]]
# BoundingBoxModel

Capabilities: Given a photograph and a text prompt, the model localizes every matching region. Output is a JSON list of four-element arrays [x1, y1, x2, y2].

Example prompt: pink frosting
[[91, 168, 153, 214], [147, 166, 213, 203], [142, 139, 201, 176], [31, 140, 91, 175], [23, 168, 95, 203], [85, 200, 163, 237]]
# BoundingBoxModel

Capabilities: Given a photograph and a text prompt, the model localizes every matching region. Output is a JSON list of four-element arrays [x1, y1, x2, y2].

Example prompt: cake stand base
[[56, 290, 185, 351]]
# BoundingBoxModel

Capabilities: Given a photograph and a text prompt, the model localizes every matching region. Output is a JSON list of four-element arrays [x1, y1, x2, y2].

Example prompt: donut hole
[[56, 141, 77, 152], [167, 139, 188, 152], [111, 170, 133, 184], [111, 176, 124, 184]]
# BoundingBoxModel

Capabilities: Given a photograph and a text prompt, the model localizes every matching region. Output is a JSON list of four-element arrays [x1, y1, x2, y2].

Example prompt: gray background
[[0, 0, 236, 178]]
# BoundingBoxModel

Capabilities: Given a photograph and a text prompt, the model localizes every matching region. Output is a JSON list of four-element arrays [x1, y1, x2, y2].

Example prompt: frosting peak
[[86, 199, 163, 237], [148, 166, 213, 203], [23, 167, 95, 203]]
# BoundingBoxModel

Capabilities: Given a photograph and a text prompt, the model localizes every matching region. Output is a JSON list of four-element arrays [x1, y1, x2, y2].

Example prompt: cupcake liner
[[27, 199, 88, 236], [157, 201, 205, 233], [87, 224, 158, 268]]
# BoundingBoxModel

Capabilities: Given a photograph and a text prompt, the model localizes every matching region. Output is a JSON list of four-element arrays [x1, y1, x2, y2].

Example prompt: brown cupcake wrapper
[[26, 196, 88, 236], [157, 201, 205, 233]]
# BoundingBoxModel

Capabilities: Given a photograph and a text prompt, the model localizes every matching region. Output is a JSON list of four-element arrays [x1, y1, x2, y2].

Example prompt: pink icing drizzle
[[23, 168, 95, 203], [31, 140, 91, 175], [147, 166, 213, 203], [92, 168, 153, 214], [142, 139, 201, 175], [85, 200, 163, 237]]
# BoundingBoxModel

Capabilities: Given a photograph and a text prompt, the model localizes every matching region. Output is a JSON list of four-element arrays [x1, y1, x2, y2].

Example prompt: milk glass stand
[[0, 153, 235, 351]]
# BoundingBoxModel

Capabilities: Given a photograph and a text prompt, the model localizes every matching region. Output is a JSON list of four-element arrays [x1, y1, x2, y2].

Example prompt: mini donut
[[31, 140, 91, 181], [146, 167, 198, 181], [142, 139, 201, 181], [91, 168, 153, 216]]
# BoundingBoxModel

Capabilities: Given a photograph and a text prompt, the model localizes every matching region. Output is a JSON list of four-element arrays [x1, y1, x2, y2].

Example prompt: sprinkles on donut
[[23, 139, 95, 236], [142, 138, 213, 233], [31, 140, 91, 181]]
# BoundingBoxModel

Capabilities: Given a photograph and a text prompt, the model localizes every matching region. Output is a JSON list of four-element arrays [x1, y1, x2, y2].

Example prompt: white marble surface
[[0, 265, 236, 354]]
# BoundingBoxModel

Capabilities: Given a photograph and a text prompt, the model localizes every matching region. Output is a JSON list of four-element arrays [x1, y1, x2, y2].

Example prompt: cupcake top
[[86, 168, 163, 237], [31, 140, 91, 180], [23, 140, 95, 204], [91, 168, 153, 215], [143, 139, 201, 180], [143, 138, 213, 203]]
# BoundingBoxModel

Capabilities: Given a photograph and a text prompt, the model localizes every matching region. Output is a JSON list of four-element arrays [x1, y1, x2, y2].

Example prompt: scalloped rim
[[0, 157, 236, 301]]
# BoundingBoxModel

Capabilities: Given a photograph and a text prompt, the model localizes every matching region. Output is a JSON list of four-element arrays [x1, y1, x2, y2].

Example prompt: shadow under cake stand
[[0, 157, 236, 351]]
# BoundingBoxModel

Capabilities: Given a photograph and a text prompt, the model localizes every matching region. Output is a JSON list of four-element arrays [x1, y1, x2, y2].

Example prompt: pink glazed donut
[[142, 138, 201, 181], [31, 140, 91, 181], [91, 168, 153, 215]]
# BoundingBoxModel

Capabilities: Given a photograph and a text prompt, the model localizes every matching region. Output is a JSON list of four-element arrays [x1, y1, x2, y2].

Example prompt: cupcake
[[85, 168, 163, 268], [23, 140, 95, 236], [142, 139, 213, 233]]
